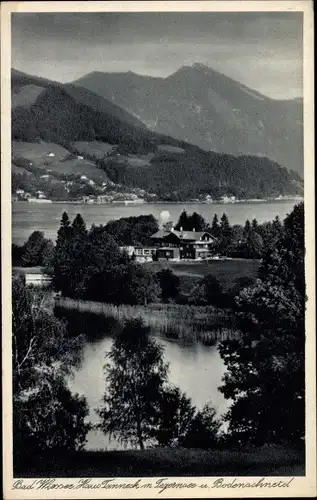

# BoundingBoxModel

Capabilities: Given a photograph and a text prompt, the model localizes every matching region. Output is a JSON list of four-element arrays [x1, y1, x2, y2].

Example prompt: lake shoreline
[[12, 198, 303, 205], [12, 199, 297, 247]]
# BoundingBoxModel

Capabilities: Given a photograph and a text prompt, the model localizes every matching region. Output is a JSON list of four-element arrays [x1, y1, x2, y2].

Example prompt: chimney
[[180, 227, 183, 232], [193, 228, 195, 232], [171, 226, 174, 232]]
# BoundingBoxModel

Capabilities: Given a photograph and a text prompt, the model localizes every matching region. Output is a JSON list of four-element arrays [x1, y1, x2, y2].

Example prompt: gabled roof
[[150, 229, 170, 239], [150, 229, 217, 241], [174, 230, 205, 240]]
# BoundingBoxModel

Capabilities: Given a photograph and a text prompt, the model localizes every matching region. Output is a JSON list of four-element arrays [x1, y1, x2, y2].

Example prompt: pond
[[67, 334, 230, 450]]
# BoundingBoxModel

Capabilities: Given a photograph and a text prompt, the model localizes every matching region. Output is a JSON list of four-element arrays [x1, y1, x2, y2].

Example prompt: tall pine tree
[[53, 212, 74, 296], [218, 213, 232, 254], [211, 214, 220, 238]]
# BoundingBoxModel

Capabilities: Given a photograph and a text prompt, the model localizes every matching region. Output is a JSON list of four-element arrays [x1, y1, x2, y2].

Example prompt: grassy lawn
[[146, 259, 260, 292], [15, 446, 304, 477]]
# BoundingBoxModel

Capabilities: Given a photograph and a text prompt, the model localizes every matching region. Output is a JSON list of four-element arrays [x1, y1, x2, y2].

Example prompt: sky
[[11, 12, 303, 99]]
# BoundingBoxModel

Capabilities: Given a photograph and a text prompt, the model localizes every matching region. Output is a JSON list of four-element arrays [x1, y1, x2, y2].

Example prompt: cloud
[[11, 12, 303, 98]]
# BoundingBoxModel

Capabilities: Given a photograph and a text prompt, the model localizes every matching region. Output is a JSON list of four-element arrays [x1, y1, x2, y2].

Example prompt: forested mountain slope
[[73, 63, 303, 175], [12, 68, 303, 200]]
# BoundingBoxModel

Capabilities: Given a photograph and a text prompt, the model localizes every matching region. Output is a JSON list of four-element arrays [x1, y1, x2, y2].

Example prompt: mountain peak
[[168, 63, 221, 80], [191, 62, 210, 71]]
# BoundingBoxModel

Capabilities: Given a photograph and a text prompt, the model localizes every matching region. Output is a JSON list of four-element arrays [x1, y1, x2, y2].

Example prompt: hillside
[[12, 69, 146, 129], [73, 63, 303, 175], [11, 69, 303, 201]]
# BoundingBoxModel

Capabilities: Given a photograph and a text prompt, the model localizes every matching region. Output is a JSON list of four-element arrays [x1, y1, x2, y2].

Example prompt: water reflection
[[68, 334, 229, 450]]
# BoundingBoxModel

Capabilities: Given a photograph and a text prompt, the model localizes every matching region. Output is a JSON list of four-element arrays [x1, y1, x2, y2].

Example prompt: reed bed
[[55, 297, 237, 344]]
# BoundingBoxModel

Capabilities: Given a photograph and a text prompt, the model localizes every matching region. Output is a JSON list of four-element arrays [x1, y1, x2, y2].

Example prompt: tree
[[98, 319, 169, 449], [67, 214, 88, 297], [259, 203, 304, 296], [175, 210, 208, 231], [72, 213, 87, 240], [211, 214, 221, 238], [14, 376, 89, 455], [272, 215, 283, 237], [245, 231, 264, 259], [52, 214, 160, 304], [251, 218, 259, 232], [188, 282, 209, 306], [238, 219, 264, 258], [181, 403, 221, 449], [218, 213, 232, 254], [72, 227, 123, 301], [12, 243, 25, 266], [191, 212, 209, 231], [157, 269, 180, 303], [52, 212, 74, 294], [219, 203, 305, 446], [42, 240, 55, 273], [105, 215, 158, 246], [22, 231, 47, 267], [243, 219, 252, 239], [155, 387, 195, 447], [189, 274, 223, 306], [204, 275, 223, 306], [175, 210, 189, 231], [257, 217, 284, 254], [229, 276, 257, 299], [118, 265, 160, 306], [12, 278, 84, 392], [12, 279, 90, 457]]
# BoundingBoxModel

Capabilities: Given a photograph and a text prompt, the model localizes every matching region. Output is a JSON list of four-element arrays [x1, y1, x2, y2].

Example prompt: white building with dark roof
[[150, 227, 217, 260]]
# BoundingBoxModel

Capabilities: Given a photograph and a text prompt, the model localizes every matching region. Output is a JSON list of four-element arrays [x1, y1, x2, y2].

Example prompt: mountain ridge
[[11, 68, 303, 201], [72, 63, 303, 174]]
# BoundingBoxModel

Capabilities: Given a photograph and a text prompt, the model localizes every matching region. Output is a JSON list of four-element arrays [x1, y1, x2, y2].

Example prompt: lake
[[12, 200, 297, 245], [67, 334, 228, 451]]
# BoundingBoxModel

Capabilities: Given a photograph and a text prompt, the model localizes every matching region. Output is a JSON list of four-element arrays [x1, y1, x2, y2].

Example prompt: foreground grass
[[15, 446, 305, 478]]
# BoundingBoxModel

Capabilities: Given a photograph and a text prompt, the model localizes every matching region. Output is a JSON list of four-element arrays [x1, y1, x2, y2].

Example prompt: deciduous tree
[[155, 387, 195, 447], [98, 319, 169, 449], [12, 279, 90, 457], [181, 403, 221, 449], [22, 231, 47, 267]]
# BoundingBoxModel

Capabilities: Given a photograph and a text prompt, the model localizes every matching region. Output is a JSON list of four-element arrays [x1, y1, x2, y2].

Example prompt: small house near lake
[[24, 273, 52, 287], [120, 227, 218, 262], [150, 227, 217, 260], [13, 267, 53, 288]]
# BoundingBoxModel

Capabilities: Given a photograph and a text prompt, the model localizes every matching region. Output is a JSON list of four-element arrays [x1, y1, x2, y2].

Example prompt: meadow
[[12, 141, 109, 180], [146, 258, 260, 292], [72, 140, 116, 158]]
